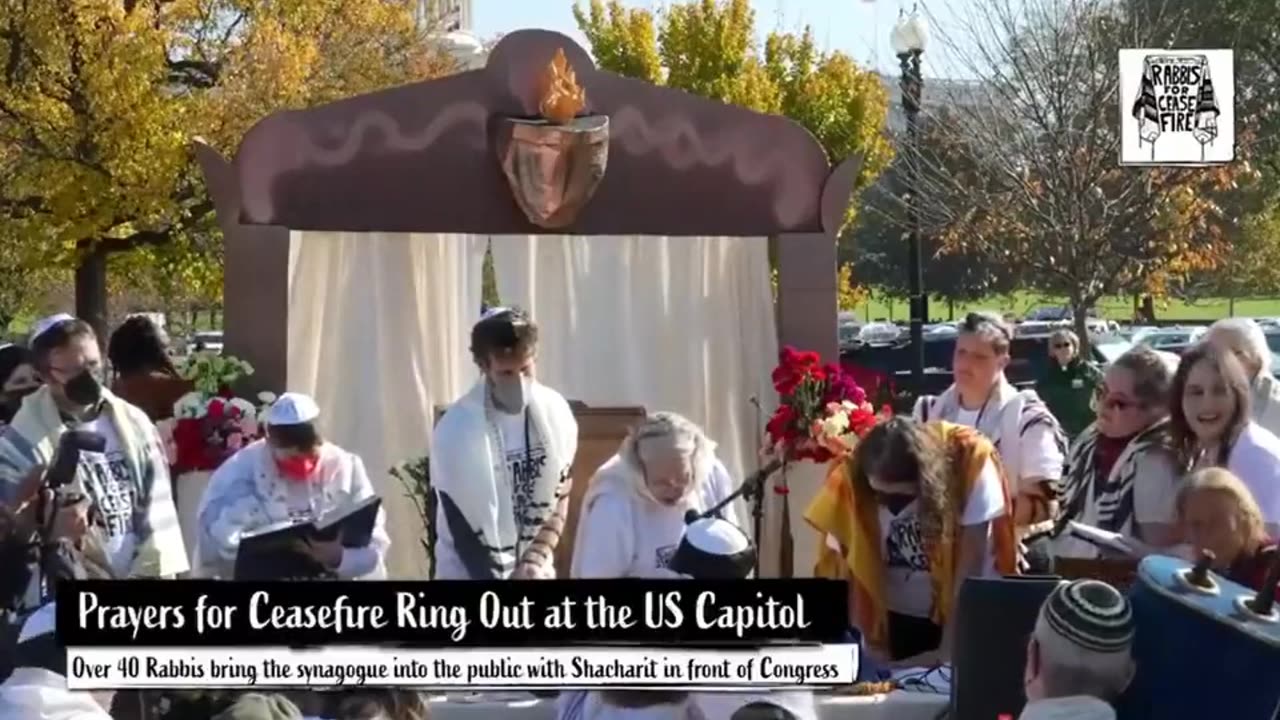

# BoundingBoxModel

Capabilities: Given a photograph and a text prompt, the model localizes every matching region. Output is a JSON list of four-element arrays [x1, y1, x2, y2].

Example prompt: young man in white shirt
[[914, 312, 1067, 564], [431, 308, 578, 580], [0, 315, 186, 608]]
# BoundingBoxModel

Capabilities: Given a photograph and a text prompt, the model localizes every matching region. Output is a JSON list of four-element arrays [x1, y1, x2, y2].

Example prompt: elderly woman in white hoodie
[[1204, 318, 1280, 435], [561, 412, 742, 720], [571, 412, 741, 579]]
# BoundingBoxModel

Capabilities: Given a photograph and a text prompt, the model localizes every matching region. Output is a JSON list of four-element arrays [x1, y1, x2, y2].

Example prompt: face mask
[[489, 374, 531, 414], [276, 454, 319, 482], [63, 369, 103, 407], [877, 493, 916, 515]]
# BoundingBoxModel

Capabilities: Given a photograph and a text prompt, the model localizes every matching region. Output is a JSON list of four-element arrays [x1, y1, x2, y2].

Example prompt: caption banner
[[66, 646, 859, 690]]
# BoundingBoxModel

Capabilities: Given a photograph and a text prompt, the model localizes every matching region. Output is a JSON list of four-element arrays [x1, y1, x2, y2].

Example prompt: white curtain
[[489, 234, 779, 499], [287, 231, 486, 578]]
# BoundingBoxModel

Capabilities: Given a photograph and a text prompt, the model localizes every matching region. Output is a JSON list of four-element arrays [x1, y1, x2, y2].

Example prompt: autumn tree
[[0, 0, 454, 337], [847, 107, 1020, 312], [902, 0, 1244, 349], [573, 0, 893, 194]]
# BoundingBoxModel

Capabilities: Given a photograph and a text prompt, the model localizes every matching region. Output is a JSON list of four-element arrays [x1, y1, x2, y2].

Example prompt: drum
[[1120, 555, 1280, 720]]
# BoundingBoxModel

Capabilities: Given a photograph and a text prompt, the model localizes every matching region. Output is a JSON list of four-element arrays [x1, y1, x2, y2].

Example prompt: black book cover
[[232, 496, 381, 580]]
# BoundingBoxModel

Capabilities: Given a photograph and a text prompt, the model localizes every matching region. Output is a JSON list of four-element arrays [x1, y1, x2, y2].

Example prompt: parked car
[[187, 330, 225, 355], [1132, 326, 1206, 355]]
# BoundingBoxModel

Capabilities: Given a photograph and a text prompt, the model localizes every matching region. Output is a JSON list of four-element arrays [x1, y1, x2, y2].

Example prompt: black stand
[[700, 458, 783, 578]]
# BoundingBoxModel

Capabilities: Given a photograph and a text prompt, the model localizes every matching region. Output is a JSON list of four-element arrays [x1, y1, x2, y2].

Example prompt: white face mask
[[489, 374, 531, 414]]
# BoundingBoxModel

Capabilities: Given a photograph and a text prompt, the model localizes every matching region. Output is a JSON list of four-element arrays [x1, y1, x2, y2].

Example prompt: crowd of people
[[0, 307, 1276, 720]]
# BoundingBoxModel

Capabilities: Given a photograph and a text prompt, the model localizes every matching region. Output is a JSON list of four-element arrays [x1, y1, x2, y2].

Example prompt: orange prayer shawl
[[804, 422, 1017, 649]]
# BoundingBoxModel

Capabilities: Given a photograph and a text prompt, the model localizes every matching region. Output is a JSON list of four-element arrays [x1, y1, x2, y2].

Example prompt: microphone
[[44, 430, 107, 490]]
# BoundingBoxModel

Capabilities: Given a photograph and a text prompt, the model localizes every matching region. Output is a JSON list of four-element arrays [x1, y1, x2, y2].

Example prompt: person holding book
[[431, 308, 578, 580], [195, 393, 390, 579], [1176, 468, 1278, 599], [1055, 346, 1182, 559]]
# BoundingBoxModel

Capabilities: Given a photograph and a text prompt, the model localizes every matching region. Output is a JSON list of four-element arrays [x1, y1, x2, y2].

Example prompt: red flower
[[173, 419, 209, 471], [207, 398, 225, 422], [765, 405, 796, 442]]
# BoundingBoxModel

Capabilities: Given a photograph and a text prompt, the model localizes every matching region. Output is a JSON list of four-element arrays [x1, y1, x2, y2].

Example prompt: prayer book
[[233, 496, 381, 580], [1066, 521, 1144, 558]]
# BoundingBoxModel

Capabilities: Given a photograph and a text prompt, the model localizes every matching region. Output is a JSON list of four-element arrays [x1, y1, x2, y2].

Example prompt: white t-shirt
[[574, 460, 739, 579], [955, 408, 980, 428], [1227, 422, 1280, 527], [881, 458, 1006, 618], [496, 410, 549, 561], [75, 414, 138, 575]]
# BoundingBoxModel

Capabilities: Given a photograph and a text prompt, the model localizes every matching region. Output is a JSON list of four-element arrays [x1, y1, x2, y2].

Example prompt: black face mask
[[877, 493, 917, 515], [63, 369, 103, 407]]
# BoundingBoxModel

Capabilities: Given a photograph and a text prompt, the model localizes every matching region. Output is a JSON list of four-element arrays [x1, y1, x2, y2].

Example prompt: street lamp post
[[891, 7, 928, 394]]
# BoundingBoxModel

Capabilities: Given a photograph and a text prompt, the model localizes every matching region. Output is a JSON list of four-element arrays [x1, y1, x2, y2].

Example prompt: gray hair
[[1110, 345, 1174, 408], [1049, 328, 1079, 349], [1206, 318, 1271, 376], [1033, 618, 1134, 702], [619, 412, 717, 500], [961, 310, 1012, 355]]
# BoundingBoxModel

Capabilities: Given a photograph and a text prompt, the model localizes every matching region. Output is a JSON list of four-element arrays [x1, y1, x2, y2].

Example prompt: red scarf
[[1093, 433, 1135, 481]]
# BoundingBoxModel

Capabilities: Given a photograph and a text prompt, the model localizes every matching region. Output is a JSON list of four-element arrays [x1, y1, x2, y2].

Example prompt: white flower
[[258, 391, 277, 404], [174, 392, 207, 419], [818, 413, 850, 438]]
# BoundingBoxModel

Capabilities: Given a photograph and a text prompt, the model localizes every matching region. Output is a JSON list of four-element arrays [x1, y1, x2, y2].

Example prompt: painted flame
[[538, 48, 586, 124]]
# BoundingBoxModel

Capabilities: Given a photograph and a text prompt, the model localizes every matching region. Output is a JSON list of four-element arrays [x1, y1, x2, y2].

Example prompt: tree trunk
[[1141, 296, 1156, 323], [949, 299, 956, 321], [74, 245, 109, 344], [1229, 296, 1236, 317], [1071, 301, 1091, 357]]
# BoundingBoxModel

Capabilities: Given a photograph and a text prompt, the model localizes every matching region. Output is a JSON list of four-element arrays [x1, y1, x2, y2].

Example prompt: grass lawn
[[850, 292, 1280, 323]]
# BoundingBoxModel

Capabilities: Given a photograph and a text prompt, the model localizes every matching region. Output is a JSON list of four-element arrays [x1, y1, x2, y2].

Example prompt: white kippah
[[480, 306, 511, 321], [30, 313, 75, 343], [18, 602, 57, 644], [266, 392, 320, 425], [684, 515, 750, 555]]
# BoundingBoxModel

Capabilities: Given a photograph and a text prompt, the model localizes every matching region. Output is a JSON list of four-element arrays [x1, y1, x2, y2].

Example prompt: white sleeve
[[336, 455, 390, 579], [429, 450, 468, 580], [572, 493, 634, 578], [196, 453, 255, 564], [1132, 451, 1181, 526], [1020, 421, 1065, 482], [962, 458, 1007, 525]]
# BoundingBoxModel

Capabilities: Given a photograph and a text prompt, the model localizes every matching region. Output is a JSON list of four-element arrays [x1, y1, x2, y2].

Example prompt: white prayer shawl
[[0, 669, 112, 720], [1251, 373, 1280, 438], [431, 378, 577, 579], [913, 378, 1066, 493], [194, 440, 391, 579]]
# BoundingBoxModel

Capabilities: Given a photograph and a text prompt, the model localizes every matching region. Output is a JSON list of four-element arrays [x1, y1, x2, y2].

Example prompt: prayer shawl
[[804, 422, 1018, 650], [0, 668, 113, 720], [1132, 54, 1220, 161], [1057, 420, 1175, 555], [913, 378, 1067, 494], [0, 386, 186, 603], [431, 378, 577, 579], [1251, 373, 1280, 438], [195, 440, 390, 579]]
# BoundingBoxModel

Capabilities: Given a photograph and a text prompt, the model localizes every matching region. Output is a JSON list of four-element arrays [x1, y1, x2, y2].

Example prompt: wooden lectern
[[433, 401, 646, 578]]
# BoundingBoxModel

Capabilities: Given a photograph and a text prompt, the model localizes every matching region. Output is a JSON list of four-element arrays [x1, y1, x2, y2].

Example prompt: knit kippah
[[1042, 579, 1134, 653]]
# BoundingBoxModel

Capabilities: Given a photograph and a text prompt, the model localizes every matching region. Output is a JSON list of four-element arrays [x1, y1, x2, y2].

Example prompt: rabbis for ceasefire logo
[[1119, 49, 1234, 166]]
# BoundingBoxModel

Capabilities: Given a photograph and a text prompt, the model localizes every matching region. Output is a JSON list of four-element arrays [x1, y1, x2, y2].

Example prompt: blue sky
[[472, 0, 978, 80]]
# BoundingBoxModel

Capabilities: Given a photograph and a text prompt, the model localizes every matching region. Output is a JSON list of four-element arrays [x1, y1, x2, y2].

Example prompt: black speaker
[[950, 575, 1061, 720]]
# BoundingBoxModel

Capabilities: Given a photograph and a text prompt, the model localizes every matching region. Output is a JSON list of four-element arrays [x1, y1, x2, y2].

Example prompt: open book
[[1066, 521, 1147, 558], [233, 496, 381, 580]]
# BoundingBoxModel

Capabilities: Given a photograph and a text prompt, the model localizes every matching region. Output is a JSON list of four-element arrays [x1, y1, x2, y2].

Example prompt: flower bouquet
[[171, 352, 272, 473], [765, 346, 887, 470]]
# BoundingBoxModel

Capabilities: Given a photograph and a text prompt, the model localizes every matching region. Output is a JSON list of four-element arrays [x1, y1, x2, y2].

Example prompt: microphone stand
[[700, 458, 784, 578]]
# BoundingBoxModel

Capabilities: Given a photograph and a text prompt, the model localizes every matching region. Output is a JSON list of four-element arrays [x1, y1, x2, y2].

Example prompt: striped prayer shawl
[[1131, 54, 1221, 160], [0, 386, 187, 606], [1060, 420, 1173, 538]]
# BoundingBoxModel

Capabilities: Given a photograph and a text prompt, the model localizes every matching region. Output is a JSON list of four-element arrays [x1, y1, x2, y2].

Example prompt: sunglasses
[[1093, 387, 1138, 412]]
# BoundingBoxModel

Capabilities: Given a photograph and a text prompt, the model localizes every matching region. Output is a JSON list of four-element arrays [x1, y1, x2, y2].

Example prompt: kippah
[[30, 313, 75, 343], [266, 392, 320, 425], [1042, 580, 1133, 654]]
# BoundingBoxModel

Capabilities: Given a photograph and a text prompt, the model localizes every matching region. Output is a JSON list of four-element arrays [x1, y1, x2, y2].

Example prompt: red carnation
[[207, 398, 225, 422]]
